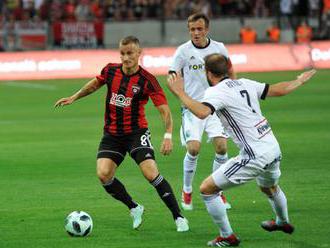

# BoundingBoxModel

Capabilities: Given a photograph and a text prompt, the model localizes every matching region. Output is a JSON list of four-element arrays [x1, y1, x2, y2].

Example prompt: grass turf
[[0, 70, 329, 248]]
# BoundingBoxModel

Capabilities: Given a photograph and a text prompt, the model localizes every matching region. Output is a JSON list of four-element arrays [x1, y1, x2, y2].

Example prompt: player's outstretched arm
[[156, 104, 173, 156], [167, 73, 212, 119], [54, 78, 103, 107], [267, 69, 316, 97]]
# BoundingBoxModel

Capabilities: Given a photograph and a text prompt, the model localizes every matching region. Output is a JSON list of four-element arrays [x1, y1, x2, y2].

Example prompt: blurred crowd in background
[[1, 0, 330, 52], [0, 0, 326, 24]]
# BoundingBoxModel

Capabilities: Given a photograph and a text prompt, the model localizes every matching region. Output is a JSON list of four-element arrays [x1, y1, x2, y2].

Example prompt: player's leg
[[200, 169, 240, 247], [257, 160, 294, 234], [139, 159, 183, 220], [97, 134, 143, 229], [212, 137, 228, 171], [259, 185, 294, 234], [135, 158, 189, 232], [130, 129, 189, 231], [212, 136, 232, 209], [181, 140, 200, 210], [97, 158, 136, 208], [206, 114, 231, 209], [180, 110, 204, 210], [205, 114, 229, 172], [202, 155, 263, 246]]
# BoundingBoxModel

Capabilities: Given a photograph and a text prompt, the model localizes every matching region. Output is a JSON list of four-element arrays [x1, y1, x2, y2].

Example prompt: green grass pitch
[[0, 70, 329, 248]]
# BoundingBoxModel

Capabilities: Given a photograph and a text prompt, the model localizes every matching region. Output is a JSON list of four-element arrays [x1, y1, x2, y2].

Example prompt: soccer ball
[[65, 211, 93, 237]]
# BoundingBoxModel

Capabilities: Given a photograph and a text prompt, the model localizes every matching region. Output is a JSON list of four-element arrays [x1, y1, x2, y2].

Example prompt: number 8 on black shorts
[[97, 128, 155, 166]]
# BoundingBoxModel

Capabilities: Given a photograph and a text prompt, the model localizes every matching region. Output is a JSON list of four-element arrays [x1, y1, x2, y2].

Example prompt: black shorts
[[97, 128, 155, 166]]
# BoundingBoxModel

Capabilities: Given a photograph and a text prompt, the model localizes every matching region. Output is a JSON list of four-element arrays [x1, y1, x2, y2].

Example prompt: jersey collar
[[120, 65, 141, 77], [191, 38, 211, 49], [219, 76, 230, 82]]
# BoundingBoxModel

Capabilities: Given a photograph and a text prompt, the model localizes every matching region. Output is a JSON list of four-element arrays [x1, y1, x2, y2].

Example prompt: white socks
[[268, 186, 289, 224], [183, 152, 198, 193], [202, 194, 233, 237], [183, 153, 227, 193], [212, 153, 228, 172]]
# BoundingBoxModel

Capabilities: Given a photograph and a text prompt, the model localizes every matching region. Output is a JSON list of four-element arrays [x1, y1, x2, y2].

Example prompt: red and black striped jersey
[[96, 63, 168, 136]]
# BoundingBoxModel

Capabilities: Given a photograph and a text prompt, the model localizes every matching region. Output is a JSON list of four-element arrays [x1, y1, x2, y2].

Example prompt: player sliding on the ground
[[55, 36, 189, 232], [167, 53, 316, 246]]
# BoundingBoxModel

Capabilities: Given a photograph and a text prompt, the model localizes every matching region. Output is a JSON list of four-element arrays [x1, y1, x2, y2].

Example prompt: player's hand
[[160, 138, 172, 156], [297, 69, 316, 84], [54, 97, 75, 107], [167, 72, 184, 96]]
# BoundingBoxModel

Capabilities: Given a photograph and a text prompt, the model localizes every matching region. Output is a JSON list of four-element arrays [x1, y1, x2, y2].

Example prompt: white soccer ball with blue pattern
[[65, 211, 93, 237]]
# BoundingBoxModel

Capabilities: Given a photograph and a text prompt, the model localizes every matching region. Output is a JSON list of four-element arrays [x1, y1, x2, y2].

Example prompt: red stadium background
[[0, 41, 329, 81]]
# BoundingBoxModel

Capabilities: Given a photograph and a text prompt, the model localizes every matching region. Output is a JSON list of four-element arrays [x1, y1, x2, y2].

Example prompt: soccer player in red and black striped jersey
[[55, 36, 189, 232]]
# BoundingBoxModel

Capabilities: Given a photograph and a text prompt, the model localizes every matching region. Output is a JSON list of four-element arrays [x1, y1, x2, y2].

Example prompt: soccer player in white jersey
[[167, 53, 316, 247], [168, 12, 235, 210]]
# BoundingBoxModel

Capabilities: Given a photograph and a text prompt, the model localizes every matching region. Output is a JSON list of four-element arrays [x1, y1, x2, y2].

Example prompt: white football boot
[[130, 204, 144, 229], [175, 217, 189, 232]]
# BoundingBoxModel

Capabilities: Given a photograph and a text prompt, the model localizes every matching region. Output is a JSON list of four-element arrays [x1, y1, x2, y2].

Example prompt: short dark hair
[[187, 12, 210, 28], [204, 54, 228, 77], [119, 36, 140, 46]]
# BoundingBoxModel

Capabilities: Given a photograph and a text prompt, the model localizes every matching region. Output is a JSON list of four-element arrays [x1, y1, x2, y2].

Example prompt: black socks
[[151, 174, 182, 220], [103, 177, 138, 209]]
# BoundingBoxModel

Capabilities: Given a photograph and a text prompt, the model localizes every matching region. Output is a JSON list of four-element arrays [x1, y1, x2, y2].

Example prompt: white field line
[[1, 81, 57, 90]]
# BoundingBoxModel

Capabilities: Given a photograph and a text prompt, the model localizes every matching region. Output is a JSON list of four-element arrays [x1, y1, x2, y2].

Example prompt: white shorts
[[212, 150, 282, 190], [180, 108, 228, 146]]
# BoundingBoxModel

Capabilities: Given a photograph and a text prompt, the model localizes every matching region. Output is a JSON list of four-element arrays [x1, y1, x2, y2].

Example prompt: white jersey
[[170, 39, 229, 101], [203, 78, 280, 158]]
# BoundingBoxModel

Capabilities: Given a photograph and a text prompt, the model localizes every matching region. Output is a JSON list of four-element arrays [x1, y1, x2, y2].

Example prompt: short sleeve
[[218, 42, 229, 58], [150, 89, 168, 106], [96, 66, 108, 85], [169, 46, 185, 73], [242, 78, 269, 100], [202, 87, 225, 114], [147, 76, 168, 106]]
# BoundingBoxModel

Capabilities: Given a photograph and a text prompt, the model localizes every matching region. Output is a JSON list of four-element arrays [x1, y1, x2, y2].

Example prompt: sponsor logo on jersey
[[110, 93, 132, 107], [255, 119, 271, 138], [189, 63, 204, 70], [132, 85, 141, 94]]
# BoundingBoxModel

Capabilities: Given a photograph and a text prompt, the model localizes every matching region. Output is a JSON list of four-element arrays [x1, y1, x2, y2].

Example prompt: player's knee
[[97, 161, 115, 183], [144, 169, 159, 182], [260, 185, 278, 196], [200, 179, 218, 195], [215, 145, 227, 155], [97, 169, 111, 183], [187, 143, 200, 156], [199, 181, 209, 194], [188, 149, 199, 157], [214, 139, 227, 155], [139, 159, 159, 182]]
